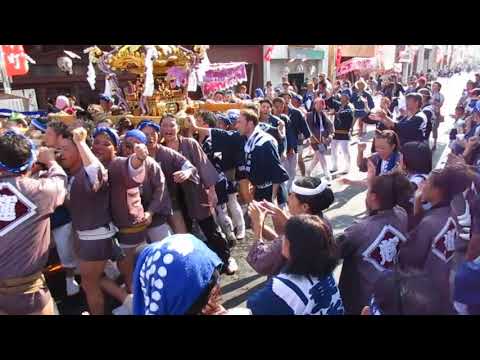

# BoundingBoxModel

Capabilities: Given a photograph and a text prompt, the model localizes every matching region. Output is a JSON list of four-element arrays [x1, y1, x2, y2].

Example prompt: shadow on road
[[221, 274, 263, 296], [327, 183, 366, 212], [222, 279, 268, 308]]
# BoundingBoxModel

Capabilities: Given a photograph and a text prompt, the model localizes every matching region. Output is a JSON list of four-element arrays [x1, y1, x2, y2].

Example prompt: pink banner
[[337, 57, 377, 76], [202, 62, 247, 95]]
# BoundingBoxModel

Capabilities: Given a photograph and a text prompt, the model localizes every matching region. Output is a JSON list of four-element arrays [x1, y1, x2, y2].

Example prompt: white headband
[[291, 181, 327, 196]]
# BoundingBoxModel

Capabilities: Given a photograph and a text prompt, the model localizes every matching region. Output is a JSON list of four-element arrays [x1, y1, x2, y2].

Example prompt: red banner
[[1, 45, 29, 77], [337, 57, 377, 76]]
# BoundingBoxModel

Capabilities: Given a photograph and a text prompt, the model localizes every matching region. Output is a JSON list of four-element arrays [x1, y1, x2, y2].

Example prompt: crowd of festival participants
[[1, 69, 480, 316]]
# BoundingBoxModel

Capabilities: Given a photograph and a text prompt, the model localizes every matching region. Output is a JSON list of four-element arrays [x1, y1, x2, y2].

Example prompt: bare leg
[[100, 277, 128, 304], [227, 193, 245, 239], [29, 296, 56, 315], [79, 260, 107, 315], [298, 147, 306, 177], [117, 246, 140, 294], [168, 211, 188, 234]]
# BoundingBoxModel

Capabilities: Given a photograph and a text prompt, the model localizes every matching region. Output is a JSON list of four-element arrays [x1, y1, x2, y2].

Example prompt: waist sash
[[0, 272, 46, 295], [76, 222, 118, 241]]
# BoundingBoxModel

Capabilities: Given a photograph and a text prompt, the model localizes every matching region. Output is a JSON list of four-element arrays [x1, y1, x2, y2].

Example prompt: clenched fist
[[37, 147, 56, 166], [134, 143, 149, 161], [72, 127, 88, 144], [185, 115, 197, 129]]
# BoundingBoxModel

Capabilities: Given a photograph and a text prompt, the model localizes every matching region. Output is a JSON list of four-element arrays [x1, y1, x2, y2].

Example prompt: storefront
[[266, 45, 328, 89]]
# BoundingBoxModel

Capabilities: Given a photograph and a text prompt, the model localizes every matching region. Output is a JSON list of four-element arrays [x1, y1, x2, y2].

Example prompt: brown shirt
[[107, 156, 146, 244], [176, 136, 219, 221], [399, 204, 456, 314], [0, 164, 67, 279], [141, 156, 172, 227], [67, 163, 111, 232], [154, 144, 199, 195]]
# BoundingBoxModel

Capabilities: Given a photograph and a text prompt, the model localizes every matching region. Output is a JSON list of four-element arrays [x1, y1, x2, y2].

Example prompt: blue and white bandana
[[0, 131, 37, 174], [132, 234, 223, 315], [125, 129, 148, 145], [93, 127, 120, 148], [137, 120, 160, 133]]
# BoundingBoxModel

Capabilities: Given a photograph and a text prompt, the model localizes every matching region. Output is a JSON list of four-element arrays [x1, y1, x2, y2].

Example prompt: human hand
[[72, 127, 88, 144], [173, 170, 190, 183], [466, 136, 480, 150], [248, 201, 268, 238], [134, 143, 149, 161], [185, 115, 197, 129], [142, 211, 153, 227], [259, 200, 289, 236], [184, 115, 196, 129], [37, 147, 56, 166], [339, 178, 352, 185]]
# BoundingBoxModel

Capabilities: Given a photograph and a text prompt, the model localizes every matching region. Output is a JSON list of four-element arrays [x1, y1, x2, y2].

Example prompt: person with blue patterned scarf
[[247, 214, 344, 315], [133, 234, 251, 315]]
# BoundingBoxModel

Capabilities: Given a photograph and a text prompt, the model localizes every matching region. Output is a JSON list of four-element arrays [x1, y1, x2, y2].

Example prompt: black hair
[[401, 141, 432, 174], [433, 81, 442, 90], [374, 129, 400, 153], [293, 177, 334, 216], [284, 214, 338, 278], [184, 269, 220, 315], [47, 120, 70, 137], [369, 172, 413, 210], [272, 97, 286, 106], [405, 93, 423, 107], [372, 268, 444, 315], [259, 99, 273, 108], [0, 133, 32, 172], [429, 164, 474, 202], [116, 117, 134, 133], [198, 111, 217, 128]]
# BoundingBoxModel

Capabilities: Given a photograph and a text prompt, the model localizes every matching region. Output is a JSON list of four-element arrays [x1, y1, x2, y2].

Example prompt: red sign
[[337, 57, 377, 76], [1, 45, 29, 77], [264, 46, 275, 62]]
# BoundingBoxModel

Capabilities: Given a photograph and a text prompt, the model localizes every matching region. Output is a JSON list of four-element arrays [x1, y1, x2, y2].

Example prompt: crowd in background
[[0, 67, 480, 315]]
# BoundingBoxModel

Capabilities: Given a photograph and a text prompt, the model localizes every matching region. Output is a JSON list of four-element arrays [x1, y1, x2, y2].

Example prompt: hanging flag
[[1, 45, 29, 77], [264, 46, 275, 62]]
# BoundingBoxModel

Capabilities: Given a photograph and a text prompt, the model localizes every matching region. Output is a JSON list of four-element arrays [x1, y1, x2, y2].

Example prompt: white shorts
[[52, 222, 77, 269]]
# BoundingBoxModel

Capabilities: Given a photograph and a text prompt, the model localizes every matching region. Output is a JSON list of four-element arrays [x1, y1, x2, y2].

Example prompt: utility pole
[[0, 46, 12, 93], [328, 45, 337, 83]]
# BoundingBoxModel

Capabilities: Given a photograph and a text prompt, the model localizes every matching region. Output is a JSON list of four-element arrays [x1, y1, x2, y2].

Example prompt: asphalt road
[[47, 71, 473, 314]]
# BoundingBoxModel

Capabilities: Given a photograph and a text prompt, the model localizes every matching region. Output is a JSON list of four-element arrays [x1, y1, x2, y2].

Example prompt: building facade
[[264, 45, 329, 88]]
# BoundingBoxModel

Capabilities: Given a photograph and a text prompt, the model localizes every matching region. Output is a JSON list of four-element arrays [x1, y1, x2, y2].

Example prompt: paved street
[[48, 72, 472, 314], [219, 72, 472, 309]]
